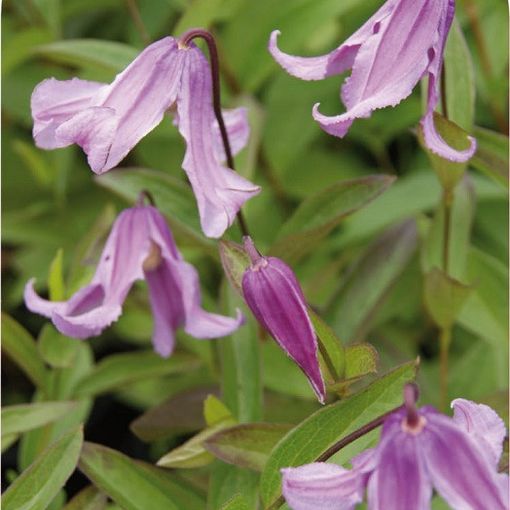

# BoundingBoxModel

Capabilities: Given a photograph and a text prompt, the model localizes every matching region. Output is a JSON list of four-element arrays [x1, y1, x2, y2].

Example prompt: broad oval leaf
[[2, 427, 83, 510], [270, 175, 395, 263], [73, 351, 201, 398], [204, 423, 293, 472], [78, 442, 205, 510], [34, 39, 138, 73], [260, 361, 417, 507], [2, 401, 77, 437], [96, 168, 214, 253], [1, 313, 47, 389]]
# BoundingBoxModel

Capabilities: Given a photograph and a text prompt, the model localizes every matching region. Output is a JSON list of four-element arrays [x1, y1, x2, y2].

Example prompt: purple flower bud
[[241, 237, 325, 403]]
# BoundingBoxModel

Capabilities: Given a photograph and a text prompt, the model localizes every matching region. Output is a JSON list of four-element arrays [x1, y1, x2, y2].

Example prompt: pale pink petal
[[421, 0, 477, 162], [282, 463, 362, 510], [213, 107, 250, 160], [176, 45, 260, 238], [31, 77, 106, 149], [452, 398, 507, 468]]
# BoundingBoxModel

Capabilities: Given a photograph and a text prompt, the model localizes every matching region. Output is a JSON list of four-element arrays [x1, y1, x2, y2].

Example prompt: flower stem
[[179, 28, 250, 237], [439, 326, 451, 411], [442, 188, 453, 273]]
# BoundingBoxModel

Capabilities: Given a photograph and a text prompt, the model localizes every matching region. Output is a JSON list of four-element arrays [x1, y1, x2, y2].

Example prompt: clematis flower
[[269, 0, 476, 162], [31, 36, 260, 238], [24, 202, 244, 357], [281, 389, 509, 510], [241, 236, 325, 403]]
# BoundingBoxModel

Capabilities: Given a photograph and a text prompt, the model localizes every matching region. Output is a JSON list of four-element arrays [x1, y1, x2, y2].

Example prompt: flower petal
[[145, 206, 244, 342], [421, 412, 508, 510], [281, 462, 362, 510], [24, 278, 68, 318], [242, 256, 325, 402], [314, 0, 442, 138], [452, 398, 507, 468], [367, 427, 432, 510], [213, 107, 250, 160], [55, 106, 118, 174], [268, 1, 396, 81], [31, 77, 106, 149], [176, 45, 260, 238], [421, 0, 477, 162]]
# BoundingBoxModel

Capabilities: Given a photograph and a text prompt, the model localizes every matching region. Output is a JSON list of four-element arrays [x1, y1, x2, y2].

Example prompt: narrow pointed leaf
[[344, 343, 379, 380], [73, 351, 200, 398], [270, 175, 395, 263], [78, 442, 205, 510], [2, 427, 83, 510], [38, 324, 80, 368], [48, 248, 65, 301], [260, 361, 417, 507], [62, 485, 107, 510], [1, 313, 47, 389], [2, 401, 77, 436], [204, 423, 293, 472]]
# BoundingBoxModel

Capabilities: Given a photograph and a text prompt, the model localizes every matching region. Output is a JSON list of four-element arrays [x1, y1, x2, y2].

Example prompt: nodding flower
[[25, 203, 244, 357], [269, 0, 476, 163], [30, 36, 260, 238]]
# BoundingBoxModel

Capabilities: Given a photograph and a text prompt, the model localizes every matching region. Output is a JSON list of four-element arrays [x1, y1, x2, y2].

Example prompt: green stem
[[442, 189, 453, 273], [439, 326, 452, 411], [124, 0, 150, 45]]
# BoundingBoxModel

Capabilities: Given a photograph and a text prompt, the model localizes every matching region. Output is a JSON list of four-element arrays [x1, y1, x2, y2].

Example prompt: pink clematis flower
[[282, 393, 509, 510], [31, 37, 260, 238], [24, 203, 244, 357], [241, 237, 325, 403], [269, 0, 476, 162]]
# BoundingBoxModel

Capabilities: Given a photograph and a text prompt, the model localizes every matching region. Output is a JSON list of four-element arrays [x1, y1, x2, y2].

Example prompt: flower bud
[[241, 236, 325, 403]]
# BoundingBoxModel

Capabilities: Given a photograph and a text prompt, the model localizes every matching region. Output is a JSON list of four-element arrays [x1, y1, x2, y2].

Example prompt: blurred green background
[[1, 0, 508, 508]]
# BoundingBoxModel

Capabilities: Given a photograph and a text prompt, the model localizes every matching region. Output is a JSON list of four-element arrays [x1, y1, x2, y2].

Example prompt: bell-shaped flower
[[281, 393, 509, 510], [24, 203, 244, 357], [30, 36, 260, 238], [241, 237, 325, 403], [269, 0, 476, 162]]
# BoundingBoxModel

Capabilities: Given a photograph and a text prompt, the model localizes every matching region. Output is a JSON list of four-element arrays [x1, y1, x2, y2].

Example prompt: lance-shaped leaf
[[73, 351, 201, 398], [471, 126, 509, 188], [424, 268, 472, 329], [220, 494, 250, 510], [270, 175, 395, 263], [38, 324, 80, 368], [2, 427, 83, 510], [204, 423, 293, 472], [2, 401, 77, 437], [62, 485, 107, 510], [79, 442, 205, 510], [48, 248, 65, 301], [260, 361, 417, 507], [219, 240, 250, 296], [329, 220, 418, 340], [1, 313, 48, 389]]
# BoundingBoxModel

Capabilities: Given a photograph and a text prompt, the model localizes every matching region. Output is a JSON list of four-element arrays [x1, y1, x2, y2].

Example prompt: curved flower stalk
[[24, 202, 244, 357], [241, 237, 325, 403], [31, 36, 260, 238], [269, 0, 476, 163], [282, 389, 509, 510]]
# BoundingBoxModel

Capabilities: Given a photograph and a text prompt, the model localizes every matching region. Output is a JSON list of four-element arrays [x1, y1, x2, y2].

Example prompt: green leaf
[[2, 427, 83, 510], [471, 126, 509, 188], [204, 395, 234, 427], [424, 268, 472, 329], [329, 220, 418, 341], [204, 423, 293, 472], [308, 308, 345, 382], [96, 168, 214, 253], [260, 361, 417, 507], [34, 39, 138, 73], [220, 285, 262, 422], [270, 175, 395, 264], [219, 240, 250, 296], [2, 401, 77, 437], [38, 324, 80, 368], [2, 434, 18, 453], [444, 19, 475, 131], [11, 140, 54, 188], [62, 485, 107, 510], [344, 343, 379, 380], [220, 494, 249, 510], [1, 313, 47, 389], [78, 442, 205, 510], [73, 351, 201, 398], [48, 248, 65, 301]]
